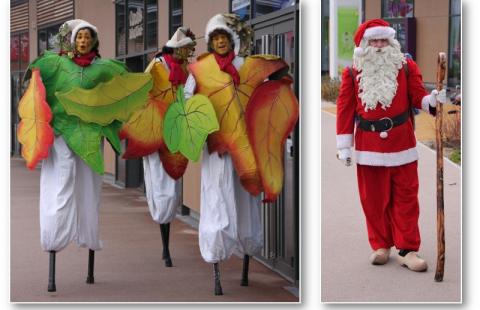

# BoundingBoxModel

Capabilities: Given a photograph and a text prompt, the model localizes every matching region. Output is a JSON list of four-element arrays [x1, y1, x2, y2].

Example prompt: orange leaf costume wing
[[246, 79, 299, 202], [189, 54, 289, 196], [119, 95, 166, 158], [17, 68, 54, 170], [120, 59, 188, 179]]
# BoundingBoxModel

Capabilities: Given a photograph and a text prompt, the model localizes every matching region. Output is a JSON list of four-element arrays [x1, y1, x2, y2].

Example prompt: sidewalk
[[10, 157, 298, 302], [321, 109, 461, 302]]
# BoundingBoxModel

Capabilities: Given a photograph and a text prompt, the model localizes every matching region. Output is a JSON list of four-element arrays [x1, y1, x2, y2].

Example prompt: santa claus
[[336, 19, 446, 272]]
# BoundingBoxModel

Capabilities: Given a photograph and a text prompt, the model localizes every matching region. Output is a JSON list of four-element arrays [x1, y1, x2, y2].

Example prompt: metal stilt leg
[[86, 249, 95, 284], [241, 255, 250, 286], [213, 263, 223, 295], [160, 223, 172, 267], [48, 251, 56, 292]]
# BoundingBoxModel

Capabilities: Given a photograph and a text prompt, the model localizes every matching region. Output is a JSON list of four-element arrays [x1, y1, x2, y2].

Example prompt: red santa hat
[[353, 19, 396, 57]]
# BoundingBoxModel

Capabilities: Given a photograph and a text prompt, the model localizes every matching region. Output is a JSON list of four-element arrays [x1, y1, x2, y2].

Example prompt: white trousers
[[143, 152, 181, 224], [199, 148, 263, 263], [39, 136, 103, 252]]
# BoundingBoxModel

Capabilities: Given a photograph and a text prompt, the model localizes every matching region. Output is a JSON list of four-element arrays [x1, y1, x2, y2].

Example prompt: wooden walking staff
[[434, 52, 447, 282]]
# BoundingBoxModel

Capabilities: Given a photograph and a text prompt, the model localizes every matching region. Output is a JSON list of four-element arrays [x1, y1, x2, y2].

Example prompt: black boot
[[213, 263, 223, 295], [86, 249, 95, 284], [160, 223, 172, 267], [48, 251, 56, 292], [241, 255, 250, 286]]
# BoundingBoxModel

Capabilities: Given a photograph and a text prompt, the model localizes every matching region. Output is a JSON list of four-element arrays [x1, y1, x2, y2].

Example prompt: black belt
[[357, 110, 410, 132]]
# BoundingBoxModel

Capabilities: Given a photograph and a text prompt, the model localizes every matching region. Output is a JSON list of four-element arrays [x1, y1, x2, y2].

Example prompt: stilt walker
[[181, 13, 299, 295], [120, 27, 197, 268], [17, 19, 152, 292]]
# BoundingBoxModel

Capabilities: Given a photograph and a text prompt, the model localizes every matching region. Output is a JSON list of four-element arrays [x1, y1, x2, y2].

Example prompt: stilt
[[86, 249, 95, 284], [48, 251, 56, 292], [160, 223, 172, 267], [213, 263, 223, 295], [241, 255, 250, 286]]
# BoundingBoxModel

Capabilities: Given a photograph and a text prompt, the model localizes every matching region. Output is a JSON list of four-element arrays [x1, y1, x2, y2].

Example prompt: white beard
[[353, 40, 406, 111]]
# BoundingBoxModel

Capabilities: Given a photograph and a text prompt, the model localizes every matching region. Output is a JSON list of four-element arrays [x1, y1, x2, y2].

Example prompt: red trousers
[[356, 161, 421, 251]]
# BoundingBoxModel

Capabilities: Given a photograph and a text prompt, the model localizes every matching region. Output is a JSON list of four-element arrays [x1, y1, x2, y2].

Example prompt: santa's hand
[[428, 89, 447, 107], [336, 148, 352, 167]]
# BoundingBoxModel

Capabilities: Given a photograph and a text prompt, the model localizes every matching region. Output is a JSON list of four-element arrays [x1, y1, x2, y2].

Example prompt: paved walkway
[[321, 109, 461, 302], [10, 157, 298, 303]]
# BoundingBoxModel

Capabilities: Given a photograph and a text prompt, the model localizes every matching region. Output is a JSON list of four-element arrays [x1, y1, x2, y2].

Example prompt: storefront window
[[128, 0, 145, 54], [232, 0, 251, 21], [170, 0, 183, 37], [10, 35, 20, 72], [117, 0, 157, 57], [116, 0, 127, 56], [146, 0, 157, 50], [38, 24, 62, 55], [448, 0, 461, 86], [20, 32, 29, 71], [382, 0, 414, 18], [254, 0, 295, 17]]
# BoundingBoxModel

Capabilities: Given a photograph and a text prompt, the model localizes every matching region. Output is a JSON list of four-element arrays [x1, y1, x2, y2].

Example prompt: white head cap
[[68, 19, 98, 45], [166, 27, 195, 48]]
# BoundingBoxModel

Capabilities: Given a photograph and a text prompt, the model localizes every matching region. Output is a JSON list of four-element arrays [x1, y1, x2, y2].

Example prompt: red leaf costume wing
[[246, 79, 299, 202], [17, 68, 54, 169]]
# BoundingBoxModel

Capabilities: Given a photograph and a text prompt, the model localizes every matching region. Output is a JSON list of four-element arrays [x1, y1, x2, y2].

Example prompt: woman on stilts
[[184, 13, 299, 295], [17, 19, 152, 292]]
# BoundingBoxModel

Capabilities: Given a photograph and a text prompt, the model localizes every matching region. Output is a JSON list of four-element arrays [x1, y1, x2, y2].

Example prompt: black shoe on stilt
[[213, 263, 223, 295], [48, 251, 56, 292], [241, 255, 250, 286], [160, 223, 173, 267], [86, 249, 95, 284]]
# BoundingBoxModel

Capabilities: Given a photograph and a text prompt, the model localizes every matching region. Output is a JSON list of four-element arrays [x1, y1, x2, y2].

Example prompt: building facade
[[324, 0, 461, 88], [10, 0, 299, 285]]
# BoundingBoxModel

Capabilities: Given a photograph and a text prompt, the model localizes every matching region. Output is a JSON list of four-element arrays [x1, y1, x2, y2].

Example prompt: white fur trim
[[421, 94, 432, 112], [205, 14, 240, 55], [355, 147, 418, 166], [363, 26, 395, 41], [354, 46, 364, 57], [70, 20, 98, 44], [336, 134, 353, 149]]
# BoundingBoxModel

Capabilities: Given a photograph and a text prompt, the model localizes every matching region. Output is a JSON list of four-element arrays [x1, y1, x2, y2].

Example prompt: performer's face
[[369, 39, 389, 49], [75, 29, 94, 55], [211, 33, 231, 56]]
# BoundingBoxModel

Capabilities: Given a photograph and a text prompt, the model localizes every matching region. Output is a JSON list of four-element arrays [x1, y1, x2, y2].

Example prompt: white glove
[[337, 148, 352, 167], [428, 89, 447, 107]]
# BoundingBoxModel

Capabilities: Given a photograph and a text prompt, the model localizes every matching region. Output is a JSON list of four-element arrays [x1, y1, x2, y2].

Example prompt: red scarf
[[214, 51, 240, 86], [163, 53, 188, 86], [73, 51, 97, 67]]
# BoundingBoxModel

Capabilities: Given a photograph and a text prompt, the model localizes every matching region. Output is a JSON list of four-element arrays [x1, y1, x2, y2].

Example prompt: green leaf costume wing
[[27, 51, 149, 174], [55, 73, 152, 126], [163, 86, 219, 161]]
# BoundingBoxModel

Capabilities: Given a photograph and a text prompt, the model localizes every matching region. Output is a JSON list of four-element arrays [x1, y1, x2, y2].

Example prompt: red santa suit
[[336, 20, 434, 252]]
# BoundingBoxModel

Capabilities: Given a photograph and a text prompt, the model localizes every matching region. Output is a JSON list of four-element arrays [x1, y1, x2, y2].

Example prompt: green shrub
[[449, 148, 461, 165]]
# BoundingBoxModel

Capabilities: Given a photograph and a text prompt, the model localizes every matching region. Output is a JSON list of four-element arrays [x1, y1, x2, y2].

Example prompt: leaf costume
[[119, 57, 190, 180], [16, 19, 152, 255], [189, 53, 299, 202], [25, 51, 152, 174]]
